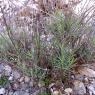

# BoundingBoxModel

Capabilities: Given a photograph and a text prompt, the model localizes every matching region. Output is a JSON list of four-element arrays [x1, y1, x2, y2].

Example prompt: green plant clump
[[38, 92, 51, 95], [0, 76, 9, 86]]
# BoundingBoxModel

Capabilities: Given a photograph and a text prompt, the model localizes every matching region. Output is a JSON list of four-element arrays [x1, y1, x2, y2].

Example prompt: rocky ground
[[0, 62, 46, 95], [1, 62, 95, 95], [49, 63, 95, 95]]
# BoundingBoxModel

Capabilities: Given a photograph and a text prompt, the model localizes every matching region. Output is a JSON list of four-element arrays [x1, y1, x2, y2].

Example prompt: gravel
[[13, 91, 29, 95], [1, 62, 95, 95]]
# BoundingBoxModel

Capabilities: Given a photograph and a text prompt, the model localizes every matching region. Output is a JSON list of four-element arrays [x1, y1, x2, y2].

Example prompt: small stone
[[24, 76, 30, 83], [13, 91, 29, 95], [19, 77, 24, 82], [91, 79, 95, 84], [88, 85, 95, 94], [8, 91, 14, 95], [13, 70, 21, 80], [84, 77, 89, 84], [87, 79, 95, 95], [8, 76, 13, 81], [84, 77, 88, 81], [25, 89, 29, 93], [52, 90, 62, 95], [64, 88, 73, 94], [0, 88, 5, 94], [49, 83, 55, 89], [4, 65, 12, 76], [0, 64, 4, 73], [89, 91, 93, 95], [29, 81, 33, 87], [38, 81, 45, 87], [73, 80, 86, 95]]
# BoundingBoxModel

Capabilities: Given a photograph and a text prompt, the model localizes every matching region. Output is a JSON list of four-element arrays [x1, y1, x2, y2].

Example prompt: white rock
[[52, 90, 62, 95], [0, 88, 5, 94], [73, 80, 86, 95], [64, 88, 73, 94], [29, 81, 33, 87], [19, 77, 24, 82], [0, 64, 4, 73], [49, 83, 55, 89], [91, 80, 95, 84], [4, 65, 12, 76], [8, 73, 13, 81], [24, 76, 30, 83], [89, 91, 93, 95], [88, 85, 95, 95], [8, 76, 13, 81], [41, 35, 45, 39], [84, 77, 89, 83]]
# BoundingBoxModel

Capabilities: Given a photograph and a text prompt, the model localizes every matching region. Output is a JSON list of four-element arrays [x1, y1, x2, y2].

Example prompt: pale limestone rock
[[4, 65, 12, 76], [64, 88, 73, 95], [0, 88, 5, 94], [73, 80, 86, 95], [24, 76, 30, 83]]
